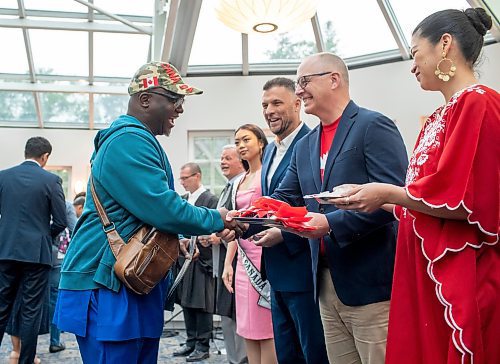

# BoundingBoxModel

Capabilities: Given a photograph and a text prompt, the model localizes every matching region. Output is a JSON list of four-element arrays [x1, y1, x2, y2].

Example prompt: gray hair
[[222, 144, 237, 152]]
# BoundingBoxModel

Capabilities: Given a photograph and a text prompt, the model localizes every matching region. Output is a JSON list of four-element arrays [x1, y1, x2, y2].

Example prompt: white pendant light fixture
[[215, 0, 319, 34]]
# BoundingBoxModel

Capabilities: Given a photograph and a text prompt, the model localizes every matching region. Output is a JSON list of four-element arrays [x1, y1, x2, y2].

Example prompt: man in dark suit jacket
[[173, 162, 219, 362], [0, 136, 67, 364], [254, 77, 328, 364], [258, 53, 408, 364]]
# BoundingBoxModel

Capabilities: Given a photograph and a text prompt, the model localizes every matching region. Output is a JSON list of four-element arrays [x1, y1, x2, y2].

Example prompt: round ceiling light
[[215, 0, 319, 34]]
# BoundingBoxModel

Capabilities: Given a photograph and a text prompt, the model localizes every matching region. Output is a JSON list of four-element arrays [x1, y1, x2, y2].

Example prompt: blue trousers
[[49, 265, 61, 346], [271, 288, 329, 364], [75, 288, 160, 364]]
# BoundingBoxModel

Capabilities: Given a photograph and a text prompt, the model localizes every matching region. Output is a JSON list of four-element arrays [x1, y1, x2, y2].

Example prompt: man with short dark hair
[[254, 77, 328, 364], [0, 136, 67, 364]]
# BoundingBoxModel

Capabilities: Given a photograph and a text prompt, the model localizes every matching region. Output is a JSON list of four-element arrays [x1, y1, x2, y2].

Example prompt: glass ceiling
[[0, 0, 498, 128]]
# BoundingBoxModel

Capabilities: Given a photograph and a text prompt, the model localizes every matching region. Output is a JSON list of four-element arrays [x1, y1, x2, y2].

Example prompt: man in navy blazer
[[0, 137, 67, 364], [254, 77, 328, 364], [263, 53, 408, 364]]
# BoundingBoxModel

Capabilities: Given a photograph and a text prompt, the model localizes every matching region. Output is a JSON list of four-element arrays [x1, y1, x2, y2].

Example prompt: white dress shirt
[[187, 185, 206, 205], [267, 122, 304, 188]]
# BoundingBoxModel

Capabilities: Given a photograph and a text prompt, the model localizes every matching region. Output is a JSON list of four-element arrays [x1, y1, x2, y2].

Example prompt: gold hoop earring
[[435, 51, 456, 82]]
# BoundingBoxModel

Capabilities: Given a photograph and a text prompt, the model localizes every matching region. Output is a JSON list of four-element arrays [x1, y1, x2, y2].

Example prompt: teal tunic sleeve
[[95, 130, 224, 235]]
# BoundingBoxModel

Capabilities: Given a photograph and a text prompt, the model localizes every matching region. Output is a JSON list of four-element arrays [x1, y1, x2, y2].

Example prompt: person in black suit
[[173, 162, 219, 362], [253, 77, 328, 364], [252, 53, 408, 364], [0, 136, 67, 364], [200, 145, 247, 364]]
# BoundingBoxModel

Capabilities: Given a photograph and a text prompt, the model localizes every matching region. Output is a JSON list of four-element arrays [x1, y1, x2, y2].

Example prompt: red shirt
[[319, 117, 341, 257]]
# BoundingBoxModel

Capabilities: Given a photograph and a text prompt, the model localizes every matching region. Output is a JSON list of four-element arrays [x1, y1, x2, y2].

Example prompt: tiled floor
[[1, 328, 228, 363]]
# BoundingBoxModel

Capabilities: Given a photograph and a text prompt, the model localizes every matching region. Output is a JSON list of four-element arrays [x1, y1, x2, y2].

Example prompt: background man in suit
[[200, 145, 247, 364], [254, 77, 328, 364], [256, 53, 408, 364], [174, 162, 219, 362], [72, 193, 86, 218], [0, 136, 67, 364]]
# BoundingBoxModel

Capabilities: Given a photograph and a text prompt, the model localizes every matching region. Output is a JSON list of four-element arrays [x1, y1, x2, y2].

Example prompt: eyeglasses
[[296, 71, 333, 89], [147, 90, 185, 108], [179, 173, 197, 182]]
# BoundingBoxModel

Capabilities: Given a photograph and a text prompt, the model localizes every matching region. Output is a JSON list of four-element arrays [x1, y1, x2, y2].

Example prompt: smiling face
[[262, 86, 301, 140], [234, 128, 264, 163], [220, 147, 244, 180], [410, 34, 443, 91], [139, 88, 184, 136]]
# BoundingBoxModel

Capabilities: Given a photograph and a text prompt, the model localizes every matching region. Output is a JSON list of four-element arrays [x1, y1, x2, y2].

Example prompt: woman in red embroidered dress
[[332, 8, 499, 364]]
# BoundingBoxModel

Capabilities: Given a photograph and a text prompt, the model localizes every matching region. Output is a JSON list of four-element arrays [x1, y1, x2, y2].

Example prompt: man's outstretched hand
[[217, 208, 247, 240]]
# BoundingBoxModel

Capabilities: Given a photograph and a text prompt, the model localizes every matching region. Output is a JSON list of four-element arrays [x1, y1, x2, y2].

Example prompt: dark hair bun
[[465, 8, 492, 36]]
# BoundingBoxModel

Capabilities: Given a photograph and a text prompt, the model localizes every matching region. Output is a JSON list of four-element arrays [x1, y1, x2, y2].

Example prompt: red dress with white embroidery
[[386, 85, 499, 364]]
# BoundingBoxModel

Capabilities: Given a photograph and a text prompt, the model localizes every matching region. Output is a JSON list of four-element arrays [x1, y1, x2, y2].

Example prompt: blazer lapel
[[321, 100, 359, 191], [308, 126, 322, 192], [261, 143, 276, 196]]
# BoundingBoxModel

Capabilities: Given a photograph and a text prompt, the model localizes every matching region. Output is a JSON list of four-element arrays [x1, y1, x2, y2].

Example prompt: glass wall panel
[[190, 1, 242, 66], [93, 33, 150, 78], [189, 132, 233, 196], [0, 28, 29, 74], [317, 0, 398, 58], [0, 91, 37, 124], [23, 0, 88, 12], [94, 94, 129, 126], [93, 0, 154, 17], [1, 0, 18, 9], [389, 0, 471, 44], [30, 29, 88, 77], [40, 93, 88, 125]]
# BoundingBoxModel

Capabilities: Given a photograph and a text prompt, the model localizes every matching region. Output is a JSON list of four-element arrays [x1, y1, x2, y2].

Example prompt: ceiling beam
[[72, 0, 151, 34], [17, 0, 44, 128], [152, 0, 167, 61], [88, 0, 94, 128], [0, 73, 130, 83], [0, 18, 152, 34], [0, 82, 127, 94], [161, 0, 180, 61], [311, 14, 325, 53], [242, 33, 249, 76], [376, 0, 410, 60], [0, 8, 151, 23], [169, 0, 202, 75]]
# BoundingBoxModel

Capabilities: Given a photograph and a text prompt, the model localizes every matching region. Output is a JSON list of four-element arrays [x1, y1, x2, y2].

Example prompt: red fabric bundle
[[235, 197, 315, 232]]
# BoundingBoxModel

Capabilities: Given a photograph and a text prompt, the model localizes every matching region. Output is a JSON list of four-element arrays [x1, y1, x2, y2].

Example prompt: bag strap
[[90, 174, 124, 258]]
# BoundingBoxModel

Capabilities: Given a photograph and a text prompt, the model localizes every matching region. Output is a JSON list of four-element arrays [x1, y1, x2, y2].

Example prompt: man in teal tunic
[[53, 62, 238, 364]]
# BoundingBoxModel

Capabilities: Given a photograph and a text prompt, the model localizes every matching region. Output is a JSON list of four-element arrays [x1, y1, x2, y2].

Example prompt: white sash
[[237, 240, 271, 310]]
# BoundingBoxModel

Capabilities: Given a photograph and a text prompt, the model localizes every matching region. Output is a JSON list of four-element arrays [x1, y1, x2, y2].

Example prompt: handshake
[[216, 208, 248, 242]]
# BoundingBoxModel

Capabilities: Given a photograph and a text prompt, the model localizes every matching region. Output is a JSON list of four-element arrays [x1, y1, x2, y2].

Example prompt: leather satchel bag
[[90, 176, 179, 295]]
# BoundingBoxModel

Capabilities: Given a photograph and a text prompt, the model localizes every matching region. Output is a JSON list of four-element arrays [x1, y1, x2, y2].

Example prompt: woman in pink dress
[[332, 8, 499, 364], [222, 124, 277, 364]]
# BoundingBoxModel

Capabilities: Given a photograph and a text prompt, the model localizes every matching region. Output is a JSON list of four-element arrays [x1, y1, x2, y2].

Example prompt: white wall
[[1, 43, 498, 197]]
